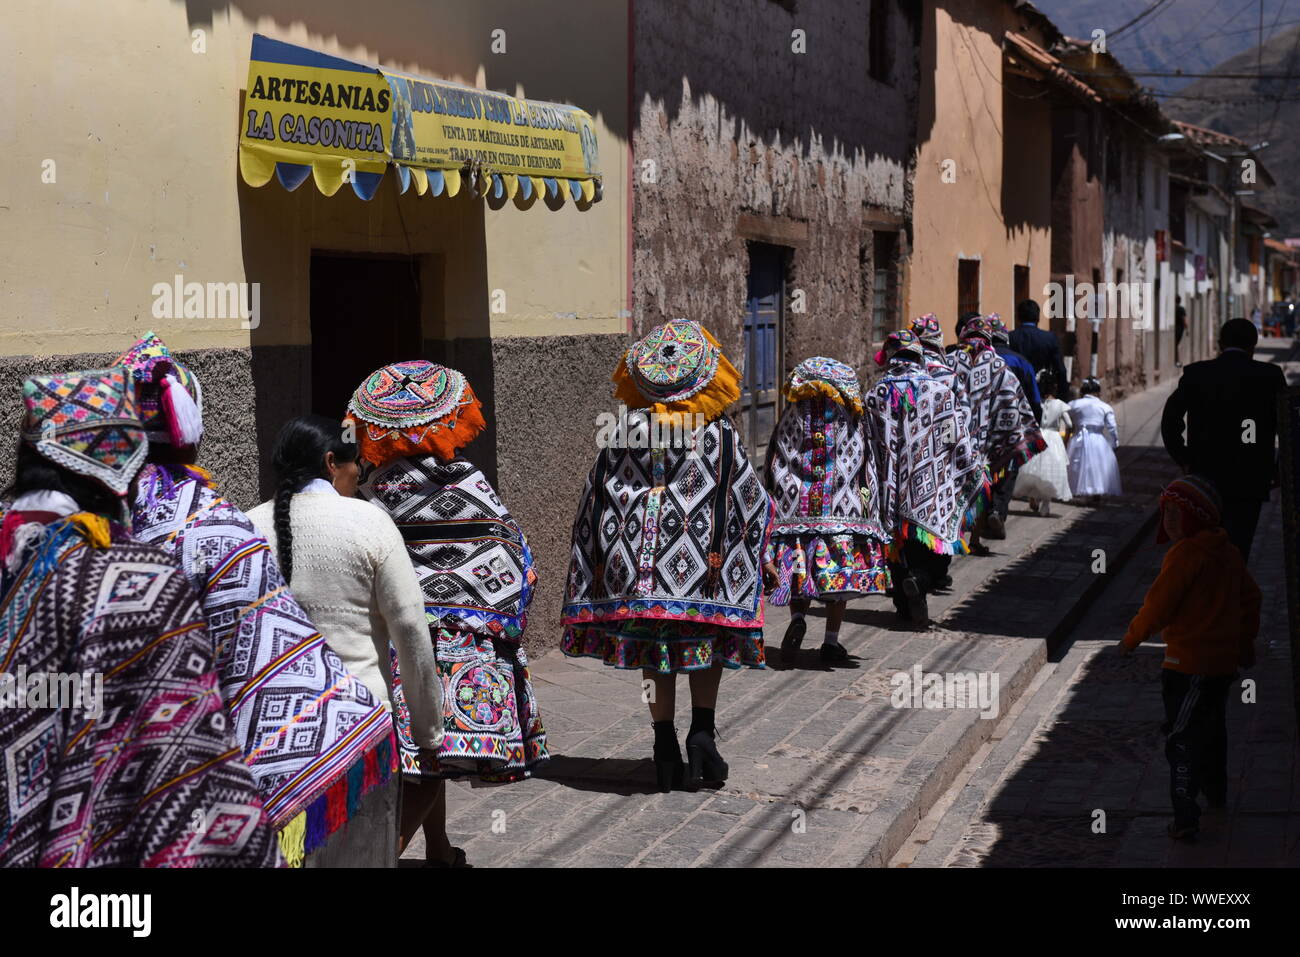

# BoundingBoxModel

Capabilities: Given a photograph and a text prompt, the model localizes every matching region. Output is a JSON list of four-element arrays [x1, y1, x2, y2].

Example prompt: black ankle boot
[[685, 709, 727, 788], [651, 720, 683, 792]]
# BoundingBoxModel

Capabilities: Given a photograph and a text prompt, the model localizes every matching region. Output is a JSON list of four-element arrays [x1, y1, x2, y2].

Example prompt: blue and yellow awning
[[238, 34, 602, 208]]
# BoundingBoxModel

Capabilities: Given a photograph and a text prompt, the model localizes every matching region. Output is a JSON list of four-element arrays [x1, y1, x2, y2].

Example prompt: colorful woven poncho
[[765, 357, 883, 540], [361, 456, 536, 638], [0, 516, 282, 867], [360, 454, 549, 782], [865, 355, 989, 554], [130, 466, 395, 866], [951, 344, 1046, 474]]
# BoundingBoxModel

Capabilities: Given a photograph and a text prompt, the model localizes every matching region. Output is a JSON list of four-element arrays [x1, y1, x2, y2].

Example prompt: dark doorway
[[310, 253, 423, 419]]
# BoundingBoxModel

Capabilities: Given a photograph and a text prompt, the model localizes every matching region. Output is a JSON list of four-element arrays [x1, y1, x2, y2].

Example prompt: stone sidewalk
[[399, 371, 1210, 867], [901, 492, 1298, 868]]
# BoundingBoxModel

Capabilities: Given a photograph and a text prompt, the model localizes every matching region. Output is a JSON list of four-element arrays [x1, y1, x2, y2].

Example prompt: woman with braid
[[248, 415, 444, 862]]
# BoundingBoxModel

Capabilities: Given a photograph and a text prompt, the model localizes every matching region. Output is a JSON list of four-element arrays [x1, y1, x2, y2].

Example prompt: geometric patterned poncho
[[951, 347, 1047, 475], [563, 412, 773, 630], [129, 465, 395, 865], [0, 516, 282, 867], [763, 395, 886, 543], [359, 454, 536, 638], [864, 358, 990, 554]]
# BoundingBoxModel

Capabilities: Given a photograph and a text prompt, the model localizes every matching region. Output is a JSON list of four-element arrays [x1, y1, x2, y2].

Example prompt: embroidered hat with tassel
[[113, 331, 204, 448]]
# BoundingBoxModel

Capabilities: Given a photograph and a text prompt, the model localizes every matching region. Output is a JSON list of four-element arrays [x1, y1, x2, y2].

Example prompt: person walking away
[[0, 368, 280, 867], [346, 360, 549, 868], [763, 357, 889, 665], [562, 319, 774, 792], [865, 331, 987, 626], [118, 333, 395, 867], [951, 317, 1046, 547], [1009, 299, 1070, 399], [911, 313, 978, 588], [249, 415, 445, 866], [1119, 476, 1260, 840], [1160, 317, 1286, 560], [1066, 377, 1121, 502], [1014, 372, 1073, 515]]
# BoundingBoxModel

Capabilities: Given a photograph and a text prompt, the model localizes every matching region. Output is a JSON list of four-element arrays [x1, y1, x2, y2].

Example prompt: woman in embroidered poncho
[[950, 317, 1047, 554], [344, 359, 548, 868], [563, 319, 775, 792], [0, 368, 280, 867], [762, 357, 888, 665], [910, 314, 977, 590], [117, 333, 395, 868], [866, 331, 988, 626]]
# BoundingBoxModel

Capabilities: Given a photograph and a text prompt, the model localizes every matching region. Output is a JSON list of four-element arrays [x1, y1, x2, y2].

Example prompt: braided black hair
[[268, 415, 358, 583]]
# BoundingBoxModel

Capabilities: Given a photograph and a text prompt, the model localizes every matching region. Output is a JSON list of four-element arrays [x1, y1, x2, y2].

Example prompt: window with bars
[[742, 242, 786, 460], [869, 230, 899, 342]]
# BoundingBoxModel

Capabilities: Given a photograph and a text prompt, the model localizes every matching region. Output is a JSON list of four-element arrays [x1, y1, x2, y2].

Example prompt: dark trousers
[[1161, 670, 1231, 829], [991, 463, 1019, 520], [1220, 498, 1263, 562]]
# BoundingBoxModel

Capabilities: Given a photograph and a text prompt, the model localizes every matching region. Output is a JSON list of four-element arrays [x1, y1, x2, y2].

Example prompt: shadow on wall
[[636, 0, 920, 167], [177, 0, 628, 143]]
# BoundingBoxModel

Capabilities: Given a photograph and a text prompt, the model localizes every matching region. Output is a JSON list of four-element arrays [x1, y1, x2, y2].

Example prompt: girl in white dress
[[1067, 377, 1122, 500], [1015, 372, 1073, 515]]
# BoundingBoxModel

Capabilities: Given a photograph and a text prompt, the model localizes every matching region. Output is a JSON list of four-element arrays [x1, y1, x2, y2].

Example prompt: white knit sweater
[[248, 492, 443, 750]]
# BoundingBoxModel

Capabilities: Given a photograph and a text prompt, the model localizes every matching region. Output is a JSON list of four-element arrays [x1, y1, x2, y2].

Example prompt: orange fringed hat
[[783, 357, 863, 415], [612, 318, 741, 422], [345, 360, 486, 467]]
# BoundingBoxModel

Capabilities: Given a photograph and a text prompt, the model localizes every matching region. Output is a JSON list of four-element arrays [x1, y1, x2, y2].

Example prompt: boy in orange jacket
[[1120, 475, 1260, 840]]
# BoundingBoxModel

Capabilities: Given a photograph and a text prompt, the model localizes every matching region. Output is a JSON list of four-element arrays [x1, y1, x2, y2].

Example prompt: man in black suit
[[1160, 317, 1287, 560], [1009, 299, 1070, 399]]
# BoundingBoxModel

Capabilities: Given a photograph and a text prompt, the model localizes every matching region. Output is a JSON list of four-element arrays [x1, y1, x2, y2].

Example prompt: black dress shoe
[[780, 617, 807, 663]]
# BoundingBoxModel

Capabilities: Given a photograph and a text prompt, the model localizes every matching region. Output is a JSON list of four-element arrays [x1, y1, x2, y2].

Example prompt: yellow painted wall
[[0, 0, 628, 354], [907, 0, 1053, 340]]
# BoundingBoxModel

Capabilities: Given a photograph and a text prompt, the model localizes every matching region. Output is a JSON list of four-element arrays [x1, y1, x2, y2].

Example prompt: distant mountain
[[1167, 23, 1300, 235], [1032, 0, 1290, 89]]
